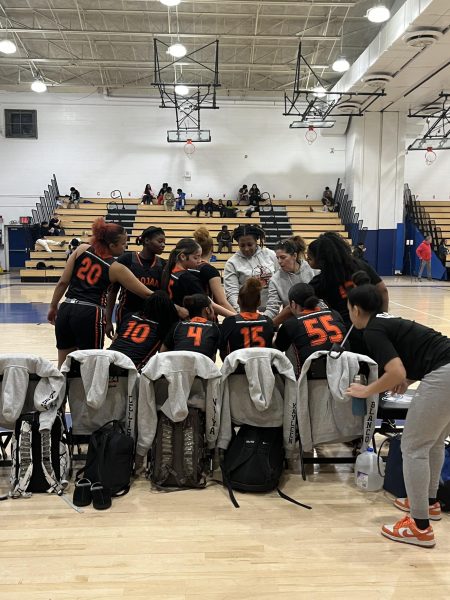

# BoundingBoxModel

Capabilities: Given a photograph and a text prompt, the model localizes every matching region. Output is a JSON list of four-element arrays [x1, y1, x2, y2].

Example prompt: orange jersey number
[[76, 257, 102, 286], [303, 315, 343, 347], [122, 320, 151, 344], [240, 325, 265, 348], [187, 325, 203, 347]]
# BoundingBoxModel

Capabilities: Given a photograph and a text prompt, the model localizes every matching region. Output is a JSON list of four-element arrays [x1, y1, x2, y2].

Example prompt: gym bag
[[378, 435, 407, 498], [77, 420, 134, 497], [221, 425, 311, 510], [150, 407, 208, 489], [9, 412, 71, 498]]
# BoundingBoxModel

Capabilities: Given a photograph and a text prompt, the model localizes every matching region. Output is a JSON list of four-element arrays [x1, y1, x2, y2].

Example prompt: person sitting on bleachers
[[222, 200, 240, 218], [321, 186, 333, 208], [161, 294, 220, 359], [109, 291, 179, 370], [204, 198, 219, 217], [48, 215, 65, 236], [176, 188, 186, 210], [237, 185, 249, 205], [157, 183, 168, 205], [66, 238, 81, 260], [163, 187, 175, 211], [219, 278, 274, 360], [275, 282, 347, 377], [187, 199, 205, 217], [141, 184, 155, 205], [217, 225, 233, 253], [68, 186, 80, 208], [249, 184, 261, 205]]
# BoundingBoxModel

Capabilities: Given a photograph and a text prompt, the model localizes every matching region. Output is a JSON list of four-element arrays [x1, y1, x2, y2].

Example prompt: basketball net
[[425, 146, 436, 166], [305, 126, 317, 145], [184, 139, 196, 158]]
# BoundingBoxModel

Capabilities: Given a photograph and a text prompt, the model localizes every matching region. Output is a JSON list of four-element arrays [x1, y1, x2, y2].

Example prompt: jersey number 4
[[77, 257, 102, 286], [303, 315, 343, 346], [187, 326, 203, 347], [240, 325, 265, 347], [122, 321, 151, 344]]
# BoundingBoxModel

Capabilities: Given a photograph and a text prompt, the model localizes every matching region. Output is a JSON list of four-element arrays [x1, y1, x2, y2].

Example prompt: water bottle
[[355, 447, 384, 491], [352, 373, 367, 416]]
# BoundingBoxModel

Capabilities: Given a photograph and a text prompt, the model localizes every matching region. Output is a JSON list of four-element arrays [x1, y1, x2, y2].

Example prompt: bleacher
[[20, 197, 350, 282], [417, 201, 450, 266]]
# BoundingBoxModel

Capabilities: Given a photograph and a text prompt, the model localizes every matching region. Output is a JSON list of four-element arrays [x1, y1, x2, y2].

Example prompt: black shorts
[[55, 302, 105, 350]]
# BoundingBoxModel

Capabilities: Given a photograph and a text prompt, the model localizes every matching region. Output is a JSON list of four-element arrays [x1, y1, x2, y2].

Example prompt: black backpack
[[150, 407, 208, 489], [9, 412, 71, 498], [78, 421, 134, 497], [221, 425, 311, 510]]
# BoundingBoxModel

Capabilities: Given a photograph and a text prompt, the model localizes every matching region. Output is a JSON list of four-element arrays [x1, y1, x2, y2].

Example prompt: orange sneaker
[[381, 516, 435, 548], [394, 497, 441, 521]]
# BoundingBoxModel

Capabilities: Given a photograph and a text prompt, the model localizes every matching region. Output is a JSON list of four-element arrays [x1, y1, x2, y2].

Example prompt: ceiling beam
[[5, 28, 340, 41]]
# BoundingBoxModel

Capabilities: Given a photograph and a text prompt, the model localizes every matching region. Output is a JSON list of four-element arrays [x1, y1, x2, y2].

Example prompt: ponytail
[[238, 277, 262, 311], [275, 235, 307, 262], [161, 238, 201, 290], [288, 283, 319, 310], [90, 217, 125, 258]]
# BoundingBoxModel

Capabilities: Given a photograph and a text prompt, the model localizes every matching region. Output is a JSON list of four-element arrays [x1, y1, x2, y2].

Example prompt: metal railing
[[110, 189, 125, 210], [335, 178, 367, 245], [31, 174, 60, 225], [404, 184, 442, 250]]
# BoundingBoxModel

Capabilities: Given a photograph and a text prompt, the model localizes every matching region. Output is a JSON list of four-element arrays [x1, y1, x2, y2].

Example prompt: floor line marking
[[390, 300, 450, 323]]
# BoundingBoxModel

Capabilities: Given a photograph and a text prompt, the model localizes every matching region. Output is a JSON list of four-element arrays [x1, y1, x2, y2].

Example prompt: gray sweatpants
[[401, 363, 450, 520]]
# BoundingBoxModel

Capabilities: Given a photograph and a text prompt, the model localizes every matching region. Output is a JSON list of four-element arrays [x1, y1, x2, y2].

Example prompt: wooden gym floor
[[1, 273, 450, 599]]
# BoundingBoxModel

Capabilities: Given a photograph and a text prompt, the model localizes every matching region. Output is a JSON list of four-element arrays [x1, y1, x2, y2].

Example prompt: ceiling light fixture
[[332, 57, 350, 73], [174, 84, 189, 96], [167, 43, 187, 58], [312, 85, 327, 98], [0, 38, 17, 54], [159, 0, 181, 6], [366, 5, 391, 24], [31, 79, 47, 93]]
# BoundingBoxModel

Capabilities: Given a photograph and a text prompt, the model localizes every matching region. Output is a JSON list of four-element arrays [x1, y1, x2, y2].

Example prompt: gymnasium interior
[[1, 0, 450, 597]]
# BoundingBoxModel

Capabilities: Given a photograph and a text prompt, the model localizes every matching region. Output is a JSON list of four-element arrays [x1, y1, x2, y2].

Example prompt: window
[[5, 109, 38, 139]]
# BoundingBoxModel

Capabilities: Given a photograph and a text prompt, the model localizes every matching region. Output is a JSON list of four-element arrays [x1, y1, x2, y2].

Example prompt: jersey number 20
[[77, 257, 102, 286]]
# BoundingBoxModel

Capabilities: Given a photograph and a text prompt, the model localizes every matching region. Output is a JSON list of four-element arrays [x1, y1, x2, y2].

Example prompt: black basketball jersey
[[190, 262, 221, 297], [275, 308, 346, 376], [116, 252, 165, 322], [167, 267, 204, 306], [110, 314, 161, 369], [220, 312, 274, 359], [164, 317, 220, 358], [66, 247, 114, 306]]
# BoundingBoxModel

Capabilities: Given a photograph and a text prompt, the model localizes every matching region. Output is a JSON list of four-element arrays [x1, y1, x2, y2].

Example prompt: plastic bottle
[[355, 447, 384, 491], [352, 373, 367, 416]]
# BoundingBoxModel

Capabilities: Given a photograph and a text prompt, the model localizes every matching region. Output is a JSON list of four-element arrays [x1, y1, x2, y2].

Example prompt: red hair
[[90, 217, 125, 258]]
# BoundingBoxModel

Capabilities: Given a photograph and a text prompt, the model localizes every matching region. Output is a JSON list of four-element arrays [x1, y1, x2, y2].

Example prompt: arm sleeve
[[264, 278, 282, 319], [223, 260, 240, 311]]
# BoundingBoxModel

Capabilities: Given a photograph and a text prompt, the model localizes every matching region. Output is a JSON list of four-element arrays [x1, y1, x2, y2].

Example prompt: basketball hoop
[[305, 126, 317, 145], [184, 139, 196, 157], [425, 146, 437, 166]]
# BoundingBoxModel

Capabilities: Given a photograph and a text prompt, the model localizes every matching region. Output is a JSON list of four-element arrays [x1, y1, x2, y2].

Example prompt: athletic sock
[[414, 518, 430, 530], [429, 497, 437, 505]]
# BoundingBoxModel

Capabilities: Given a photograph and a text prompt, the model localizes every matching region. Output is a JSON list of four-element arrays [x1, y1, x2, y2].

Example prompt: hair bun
[[352, 270, 371, 286], [91, 217, 108, 239], [194, 227, 212, 243], [243, 277, 262, 293]]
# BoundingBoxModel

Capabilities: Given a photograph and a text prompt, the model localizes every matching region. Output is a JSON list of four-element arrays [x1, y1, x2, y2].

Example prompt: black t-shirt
[[40, 225, 50, 237], [363, 314, 450, 380], [190, 262, 220, 297], [309, 259, 382, 326], [164, 317, 220, 359], [275, 308, 347, 377], [49, 218, 60, 230], [66, 247, 114, 306], [168, 268, 205, 306], [220, 312, 274, 359], [116, 252, 165, 322], [110, 314, 162, 369]]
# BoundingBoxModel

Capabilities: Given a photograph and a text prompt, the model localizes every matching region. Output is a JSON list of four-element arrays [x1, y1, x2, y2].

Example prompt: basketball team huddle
[[48, 217, 450, 548]]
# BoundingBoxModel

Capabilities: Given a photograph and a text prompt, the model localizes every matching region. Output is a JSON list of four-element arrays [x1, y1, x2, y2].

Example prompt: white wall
[[405, 148, 450, 201], [0, 92, 345, 205]]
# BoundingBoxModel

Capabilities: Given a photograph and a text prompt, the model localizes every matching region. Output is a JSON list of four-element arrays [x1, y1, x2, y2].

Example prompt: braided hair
[[308, 232, 359, 290], [141, 290, 179, 340], [232, 224, 266, 247]]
